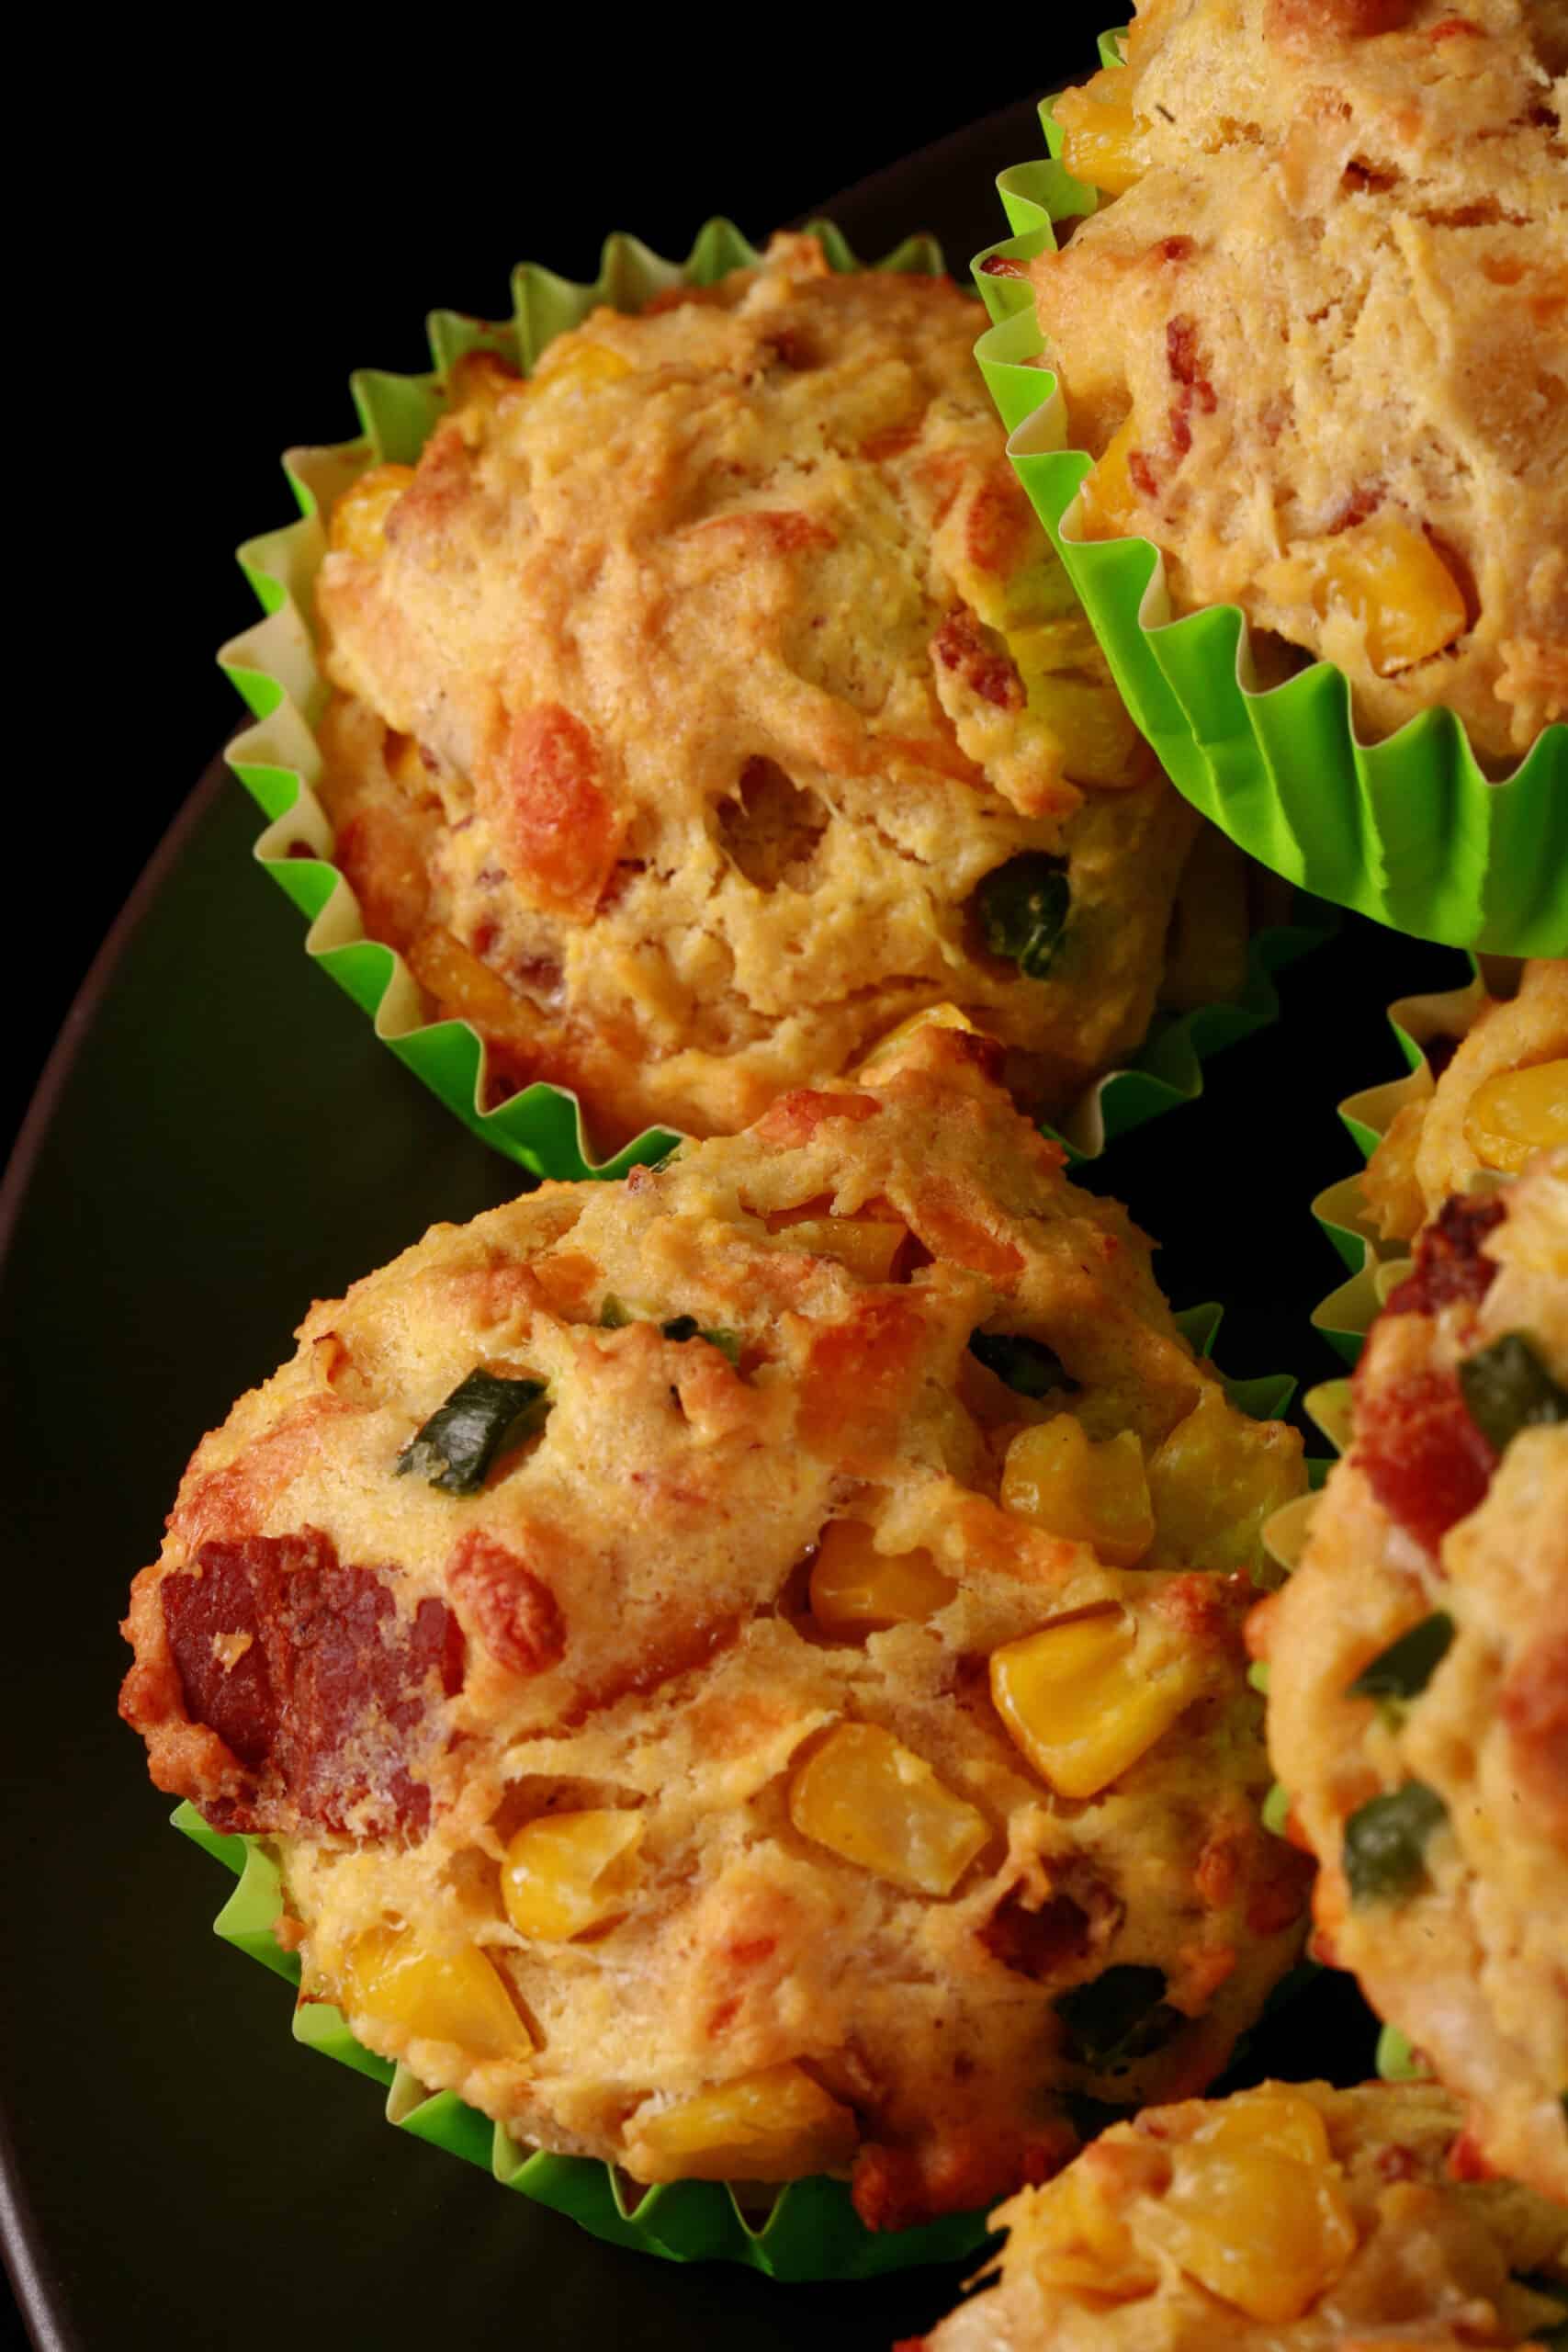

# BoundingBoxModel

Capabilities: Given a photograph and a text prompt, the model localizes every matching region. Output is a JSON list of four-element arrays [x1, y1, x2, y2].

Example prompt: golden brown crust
[[120, 1035, 1309, 2218], [312, 235, 1208, 1153], [1032, 0, 1568, 759], [1255, 1148, 1568, 2202], [920, 2081, 1568, 2350]]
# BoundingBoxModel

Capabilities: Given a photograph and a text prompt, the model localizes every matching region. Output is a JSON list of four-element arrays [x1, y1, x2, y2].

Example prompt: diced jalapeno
[[1347, 1612, 1454, 1707], [1457, 1331, 1568, 1453], [660, 1316, 740, 1364], [974, 854, 1071, 979], [1262, 1781, 1292, 1839], [1343, 1781, 1447, 1906], [1055, 1964, 1180, 2072], [396, 1369, 551, 1495], [968, 1329, 1077, 1399], [599, 1295, 632, 1329]]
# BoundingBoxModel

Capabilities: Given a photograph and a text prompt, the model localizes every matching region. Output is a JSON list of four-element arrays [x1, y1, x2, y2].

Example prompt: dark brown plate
[[1, 102, 1465, 2352]]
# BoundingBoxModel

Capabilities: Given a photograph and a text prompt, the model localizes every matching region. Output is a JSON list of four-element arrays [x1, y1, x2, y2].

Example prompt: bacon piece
[[1383, 1193, 1505, 1318], [752, 1089, 882, 1148], [1266, 0, 1418, 41], [484, 704, 623, 917], [158, 1531, 464, 1838], [1353, 1363, 1496, 1552], [1128, 448, 1161, 501], [1156, 1571, 1248, 1652], [932, 608, 1025, 710], [447, 1530, 567, 1679], [964, 471, 1032, 576]]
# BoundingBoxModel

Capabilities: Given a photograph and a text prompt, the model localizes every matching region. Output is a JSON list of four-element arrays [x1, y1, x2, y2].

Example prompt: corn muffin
[[1362, 960, 1568, 1242], [1033, 0, 1568, 763], [1253, 1146, 1568, 2203], [120, 1028, 1309, 2228], [913, 2080, 1568, 2350], [312, 232, 1211, 1156]]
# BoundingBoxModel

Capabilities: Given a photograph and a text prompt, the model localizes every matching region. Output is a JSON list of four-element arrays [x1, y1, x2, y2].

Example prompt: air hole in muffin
[[716, 757, 830, 891]]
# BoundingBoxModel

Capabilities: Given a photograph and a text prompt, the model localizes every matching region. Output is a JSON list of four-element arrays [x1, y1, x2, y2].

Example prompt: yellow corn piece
[[407, 926, 530, 1043], [1306, 513, 1467, 676], [1055, 76, 1146, 196], [528, 341, 635, 396], [1146, 1385, 1303, 1572], [808, 1519, 957, 1634], [1009, 642, 1145, 788], [990, 1608, 1205, 1799], [1462, 1059, 1568, 1172], [788, 1723, 989, 1897], [502, 1810, 644, 1941], [1002, 1419, 1156, 1568], [764, 1213, 908, 1283], [627, 2064, 857, 2183], [1014, 2165, 1159, 2301], [854, 1002, 980, 1075], [1076, 413, 1143, 542], [328, 462, 417, 561], [384, 731, 430, 795], [1142, 2092, 1356, 2324], [341, 1927, 533, 2064]]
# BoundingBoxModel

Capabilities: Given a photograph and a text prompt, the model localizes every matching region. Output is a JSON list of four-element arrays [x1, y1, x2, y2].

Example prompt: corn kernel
[[626, 2064, 857, 2182], [788, 1723, 989, 1896], [1002, 1419, 1156, 1567], [1306, 513, 1467, 676], [990, 1608, 1206, 1799], [408, 926, 530, 1042], [1005, 624, 1145, 786], [1146, 1386, 1303, 1572], [528, 342, 635, 397], [808, 1519, 957, 1634], [1141, 2092, 1356, 2323], [1462, 1059, 1568, 1172], [1076, 413, 1143, 541], [1055, 77, 1147, 195], [1018, 2166, 1159, 2300], [328, 462, 417, 561], [764, 1212, 908, 1282], [340, 1927, 533, 2064], [502, 1810, 644, 1941], [854, 1002, 979, 1074], [384, 731, 431, 795]]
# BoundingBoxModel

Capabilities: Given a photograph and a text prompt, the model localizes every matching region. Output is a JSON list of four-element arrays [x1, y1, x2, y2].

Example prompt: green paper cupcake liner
[[164, 1306, 1298, 2280], [969, 39, 1568, 958], [220, 214, 1329, 1182]]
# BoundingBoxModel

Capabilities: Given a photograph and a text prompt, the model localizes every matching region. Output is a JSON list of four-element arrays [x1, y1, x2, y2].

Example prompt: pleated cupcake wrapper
[[163, 1306, 1298, 2281], [968, 37, 1568, 957], [1259, 957, 1509, 1574], [220, 216, 1329, 1185]]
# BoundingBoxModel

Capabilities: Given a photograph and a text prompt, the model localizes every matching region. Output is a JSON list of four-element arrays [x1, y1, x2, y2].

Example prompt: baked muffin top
[[1253, 1146, 1568, 2202], [916, 2080, 1567, 2350], [313, 232, 1204, 1153], [120, 1030, 1308, 2227], [1033, 0, 1568, 761], [1362, 958, 1568, 1241]]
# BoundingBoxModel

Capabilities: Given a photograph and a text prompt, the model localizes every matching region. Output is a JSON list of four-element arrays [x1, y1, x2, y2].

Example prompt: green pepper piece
[[974, 854, 1071, 979], [396, 1369, 550, 1496], [1458, 1332, 1568, 1453], [1055, 1965, 1180, 2073], [1343, 1781, 1448, 1906], [599, 1295, 632, 1329], [968, 1329, 1077, 1399], [660, 1316, 741, 1365], [1348, 1612, 1455, 1706]]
